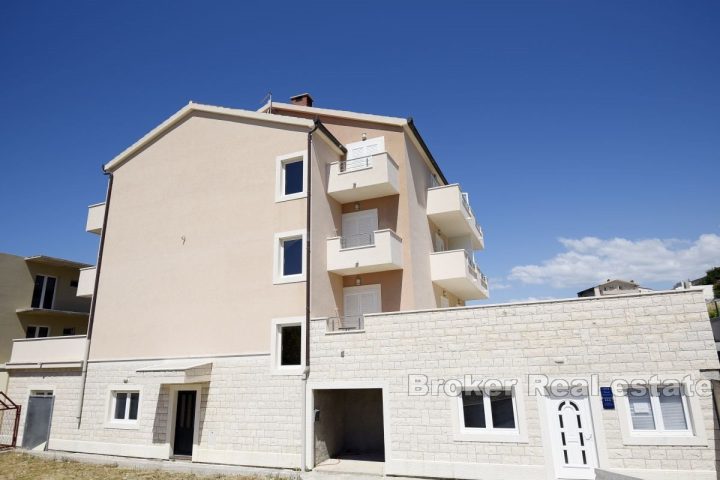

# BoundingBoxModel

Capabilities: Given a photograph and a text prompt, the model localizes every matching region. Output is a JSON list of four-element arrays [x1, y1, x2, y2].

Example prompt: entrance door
[[173, 391, 196, 456], [341, 209, 378, 248], [545, 393, 598, 479], [21, 394, 54, 450]]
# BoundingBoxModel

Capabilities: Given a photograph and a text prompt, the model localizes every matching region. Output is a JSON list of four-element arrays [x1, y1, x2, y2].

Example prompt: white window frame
[[26, 325, 51, 338], [105, 385, 142, 429], [273, 229, 307, 284], [275, 150, 308, 202], [32, 275, 57, 309], [270, 317, 306, 375], [616, 380, 707, 446], [452, 381, 528, 443]]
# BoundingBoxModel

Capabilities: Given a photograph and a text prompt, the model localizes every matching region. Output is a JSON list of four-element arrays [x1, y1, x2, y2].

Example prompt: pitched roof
[[104, 102, 344, 172]]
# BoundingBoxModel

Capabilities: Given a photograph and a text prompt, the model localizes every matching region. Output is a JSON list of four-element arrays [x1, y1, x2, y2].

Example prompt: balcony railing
[[327, 229, 403, 275], [430, 249, 489, 300], [327, 152, 400, 203], [427, 184, 484, 250], [6, 335, 88, 369], [327, 316, 365, 332]]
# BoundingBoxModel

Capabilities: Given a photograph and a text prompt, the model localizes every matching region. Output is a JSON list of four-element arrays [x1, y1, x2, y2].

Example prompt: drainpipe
[[301, 122, 319, 471], [76, 169, 113, 428]]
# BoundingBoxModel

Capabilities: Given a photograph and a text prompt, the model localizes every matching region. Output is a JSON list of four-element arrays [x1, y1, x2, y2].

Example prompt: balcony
[[5, 335, 88, 369], [327, 153, 400, 203], [77, 266, 96, 298], [86, 202, 106, 234], [430, 249, 489, 300], [327, 229, 403, 275], [427, 185, 484, 249]]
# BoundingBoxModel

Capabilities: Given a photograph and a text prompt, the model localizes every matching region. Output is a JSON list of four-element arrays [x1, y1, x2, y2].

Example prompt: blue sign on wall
[[600, 387, 615, 409]]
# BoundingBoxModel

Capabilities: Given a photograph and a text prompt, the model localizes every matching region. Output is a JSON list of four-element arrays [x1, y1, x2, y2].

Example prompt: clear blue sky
[[1, 1, 718, 303]]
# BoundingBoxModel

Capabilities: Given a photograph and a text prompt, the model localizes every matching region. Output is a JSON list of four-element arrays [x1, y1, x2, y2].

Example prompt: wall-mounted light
[[355, 276, 362, 286], [354, 202, 360, 211], [361, 133, 367, 141]]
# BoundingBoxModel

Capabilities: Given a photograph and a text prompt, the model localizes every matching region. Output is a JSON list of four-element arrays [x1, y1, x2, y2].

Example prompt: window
[[273, 230, 306, 284], [30, 390, 53, 397], [31, 275, 56, 309], [111, 391, 140, 422], [70, 280, 79, 288], [280, 325, 301, 366], [627, 386, 690, 434], [62, 327, 76, 336], [461, 389, 517, 431], [275, 151, 307, 202], [271, 317, 305, 375], [26, 326, 49, 338], [341, 209, 378, 248]]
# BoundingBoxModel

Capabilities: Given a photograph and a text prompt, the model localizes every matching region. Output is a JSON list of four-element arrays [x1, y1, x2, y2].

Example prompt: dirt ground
[[0, 451, 274, 480]]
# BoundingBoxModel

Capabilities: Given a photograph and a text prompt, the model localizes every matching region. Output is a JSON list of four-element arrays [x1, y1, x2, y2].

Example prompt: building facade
[[3, 97, 719, 480], [0, 253, 90, 390]]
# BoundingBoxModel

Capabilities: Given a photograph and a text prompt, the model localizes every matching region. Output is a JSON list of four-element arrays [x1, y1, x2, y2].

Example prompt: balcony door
[[345, 136, 385, 171], [343, 285, 381, 329], [341, 209, 378, 248]]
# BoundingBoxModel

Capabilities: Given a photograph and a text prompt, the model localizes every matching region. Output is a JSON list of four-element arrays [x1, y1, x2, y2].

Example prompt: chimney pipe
[[290, 93, 313, 107]]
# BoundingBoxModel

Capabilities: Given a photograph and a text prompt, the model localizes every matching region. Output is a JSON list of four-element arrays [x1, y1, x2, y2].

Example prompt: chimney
[[290, 93, 313, 107]]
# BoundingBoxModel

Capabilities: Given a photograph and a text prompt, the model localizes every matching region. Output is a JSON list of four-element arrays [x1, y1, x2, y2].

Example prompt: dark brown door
[[173, 391, 196, 456]]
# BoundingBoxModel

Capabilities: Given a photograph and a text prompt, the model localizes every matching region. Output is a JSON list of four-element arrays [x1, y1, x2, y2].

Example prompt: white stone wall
[[7, 354, 303, 467], [309, 290, 719, 479]]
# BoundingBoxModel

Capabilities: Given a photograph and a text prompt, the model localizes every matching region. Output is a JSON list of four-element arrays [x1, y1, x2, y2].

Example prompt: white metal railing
[[327, 316, 364, 332], [480, 273, 489, 289], [341, 232, 375, 249], [340, 156, 372, 172], [465, 250, 479, 279]]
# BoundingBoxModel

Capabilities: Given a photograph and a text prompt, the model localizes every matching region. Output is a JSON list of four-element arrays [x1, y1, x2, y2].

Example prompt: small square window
[[460, 388, 517, 431], [271, 318, 304, 375], [70, 280, 79, 288], [112, 391, 140, 422], [627, 386, 690, 434]]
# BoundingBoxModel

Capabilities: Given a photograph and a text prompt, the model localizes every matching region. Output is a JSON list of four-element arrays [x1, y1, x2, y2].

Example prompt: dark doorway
[[173, 391, 196, 456], [21, 395, 54, 450], [313, 389, 385, 466]]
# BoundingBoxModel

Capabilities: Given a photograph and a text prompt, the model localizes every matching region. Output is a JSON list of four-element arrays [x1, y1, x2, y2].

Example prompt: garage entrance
[[312, 388, 385, 473]]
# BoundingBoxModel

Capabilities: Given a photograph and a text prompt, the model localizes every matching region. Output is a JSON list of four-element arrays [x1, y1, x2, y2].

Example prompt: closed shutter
[[343, 287, 381, 328], [342, 209, 378, 248], [628, 389, 655, 430], [345, 137, 385, 171], [659, 390, 688, 430]]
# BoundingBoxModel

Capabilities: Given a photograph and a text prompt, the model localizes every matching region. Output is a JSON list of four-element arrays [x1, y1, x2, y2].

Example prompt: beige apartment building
[[3, 96, 719, 480], [0, 253, 91, 390]]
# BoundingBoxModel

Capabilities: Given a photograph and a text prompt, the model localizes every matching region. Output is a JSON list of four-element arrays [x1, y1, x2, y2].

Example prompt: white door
[[343, 285, 381, 329], [345, 137, 385, 171], [545, 394, 598, 479], [341, 209, 378, 248]]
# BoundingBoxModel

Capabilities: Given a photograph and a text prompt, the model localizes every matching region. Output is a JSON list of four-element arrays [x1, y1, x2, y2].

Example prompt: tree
[[700, 267, 720, 299]]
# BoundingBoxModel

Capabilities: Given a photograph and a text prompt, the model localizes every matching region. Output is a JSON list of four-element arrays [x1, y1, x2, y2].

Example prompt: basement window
[[111, 391, 140, 422], [271, 317, 305, 375]]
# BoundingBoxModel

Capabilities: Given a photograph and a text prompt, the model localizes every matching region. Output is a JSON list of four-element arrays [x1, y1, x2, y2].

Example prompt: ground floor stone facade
[[6, 290, 719, 479]]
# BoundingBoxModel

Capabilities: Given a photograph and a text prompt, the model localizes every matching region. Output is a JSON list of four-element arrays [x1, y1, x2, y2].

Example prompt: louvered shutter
[[659, 390, 688, 430], [628, 389, 656, 430], [341, 210, 378, 248], [345, 137, 386, 171]]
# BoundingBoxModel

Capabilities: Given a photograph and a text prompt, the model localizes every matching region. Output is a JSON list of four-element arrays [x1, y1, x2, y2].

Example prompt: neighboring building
[[577, 279, 652, 298], [674, 279, 716, 302], [0, 253, 91, 391], [2, 97, 719, 480]]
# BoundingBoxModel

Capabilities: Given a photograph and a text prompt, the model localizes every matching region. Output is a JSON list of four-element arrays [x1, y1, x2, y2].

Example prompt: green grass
[[0, 452, 277, 480]]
